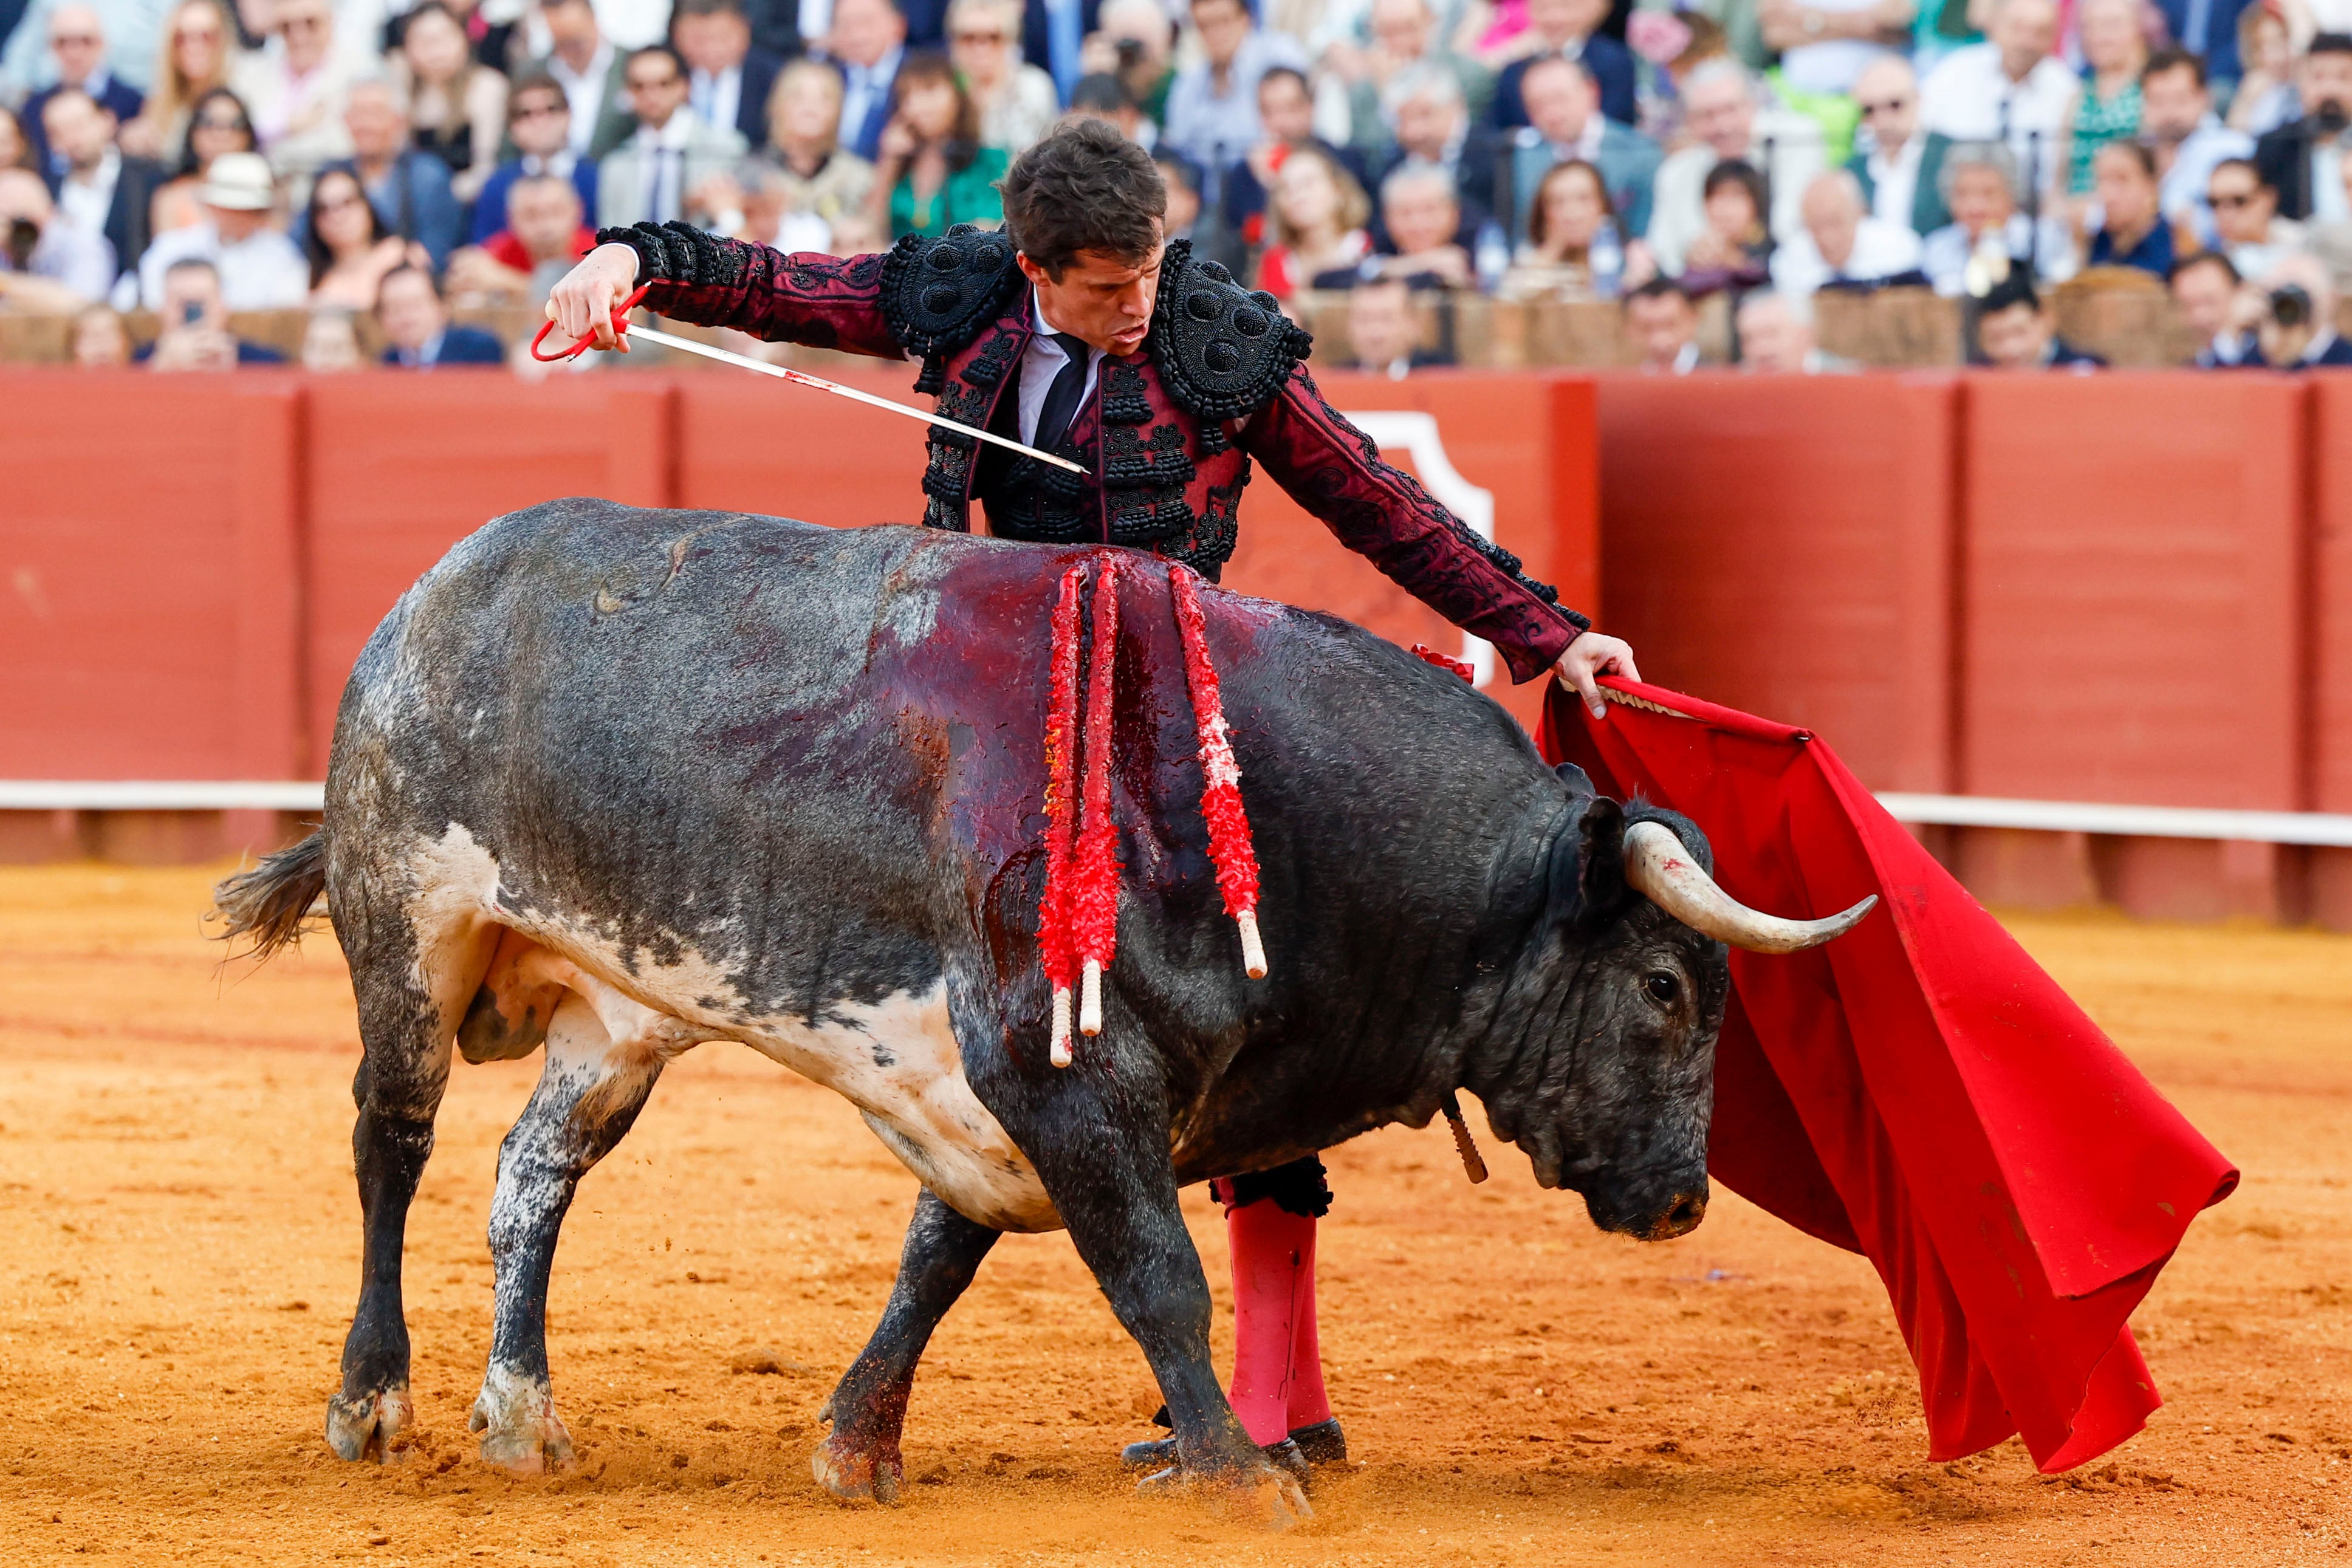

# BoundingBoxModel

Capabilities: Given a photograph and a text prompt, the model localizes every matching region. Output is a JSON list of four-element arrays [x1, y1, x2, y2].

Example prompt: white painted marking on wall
[[1343, 409, 1500, 689]]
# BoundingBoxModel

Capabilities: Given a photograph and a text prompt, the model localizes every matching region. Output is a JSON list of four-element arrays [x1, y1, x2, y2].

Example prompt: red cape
[[1539, 680, 2238, 1472]]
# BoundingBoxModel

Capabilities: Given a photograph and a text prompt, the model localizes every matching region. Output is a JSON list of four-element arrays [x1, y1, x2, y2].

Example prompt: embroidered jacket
[[594, 221, 1589, 680]]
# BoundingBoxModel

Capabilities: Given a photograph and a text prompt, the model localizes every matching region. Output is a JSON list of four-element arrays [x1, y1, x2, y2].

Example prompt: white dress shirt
[[798, 0, 834, 44], [690, 62, 744, 134], [547, 41, 615, 157], [1018, 293, 1104, 446], [1769, 215, 1924, 298], [1863, 134, 1924, 230], [592, 0, 671, 49], [136, 220, 310, 309], [57, 146, 120, 238], [10, 212, 115, 300], [629, 111, 699, 224], [1918, 44, 2078, 179]]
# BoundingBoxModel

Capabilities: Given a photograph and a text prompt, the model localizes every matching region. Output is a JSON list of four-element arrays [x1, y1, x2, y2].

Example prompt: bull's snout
[[1644, 1189, 1709, 1241], [1582, 1173, 1710, 1241]]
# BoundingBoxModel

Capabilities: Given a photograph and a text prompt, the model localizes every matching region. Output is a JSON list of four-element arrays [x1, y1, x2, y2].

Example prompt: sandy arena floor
[[0, 864, 2345, 1566]]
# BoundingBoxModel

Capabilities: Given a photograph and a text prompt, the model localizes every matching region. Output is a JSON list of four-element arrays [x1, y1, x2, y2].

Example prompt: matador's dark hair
[[999, 119, 1167, 278]]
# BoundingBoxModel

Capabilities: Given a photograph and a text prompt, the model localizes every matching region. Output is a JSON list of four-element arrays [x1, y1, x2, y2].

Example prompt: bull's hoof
[[1123, 1420, 1348, 1473], [811, 1433, 903, 1505], [1136, 1449, 1314, 1529], [324, 1385, 414, 1464], [467, 1369, 575, 1475]]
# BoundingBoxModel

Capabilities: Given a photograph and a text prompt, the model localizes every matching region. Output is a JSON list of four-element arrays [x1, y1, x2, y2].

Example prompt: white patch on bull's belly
[[400, 823, 1058, 1234], [729, 982, 1061, 1235]]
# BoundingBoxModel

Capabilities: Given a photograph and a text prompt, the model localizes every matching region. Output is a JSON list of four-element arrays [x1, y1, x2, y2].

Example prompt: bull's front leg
[[813, 1188, 1000, 1504], [981, 1025, 1312, 1527], [472, 991, 668, 1474]]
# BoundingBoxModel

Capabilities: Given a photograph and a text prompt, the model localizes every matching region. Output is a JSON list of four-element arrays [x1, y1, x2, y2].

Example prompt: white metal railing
[[0, 781, 327, 811]]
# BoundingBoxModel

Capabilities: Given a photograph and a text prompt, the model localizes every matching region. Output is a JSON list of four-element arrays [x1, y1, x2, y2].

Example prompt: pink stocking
[[1222, 1196, 1320, 1446]]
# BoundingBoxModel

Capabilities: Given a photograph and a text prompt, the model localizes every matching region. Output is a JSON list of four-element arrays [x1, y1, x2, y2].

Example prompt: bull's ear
[[1548, 793, 1629, 930], [1554, 762, 1596, 800]]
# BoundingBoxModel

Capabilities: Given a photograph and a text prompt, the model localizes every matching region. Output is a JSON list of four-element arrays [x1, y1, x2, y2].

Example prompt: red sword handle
[[529, 284, 652, 362]]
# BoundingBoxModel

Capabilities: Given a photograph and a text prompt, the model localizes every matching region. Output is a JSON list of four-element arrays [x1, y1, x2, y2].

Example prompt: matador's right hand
[[547, 242, 643, 352]]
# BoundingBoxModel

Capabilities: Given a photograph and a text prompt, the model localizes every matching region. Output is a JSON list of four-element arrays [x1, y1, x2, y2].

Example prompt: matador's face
[[1020, 221, 1166, 358]]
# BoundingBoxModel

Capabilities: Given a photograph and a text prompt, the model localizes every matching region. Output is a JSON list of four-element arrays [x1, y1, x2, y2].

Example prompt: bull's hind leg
[[814, 1189, 1000, 1504], [327, 888, 497, 1463], [471, 979, 687, 1473]]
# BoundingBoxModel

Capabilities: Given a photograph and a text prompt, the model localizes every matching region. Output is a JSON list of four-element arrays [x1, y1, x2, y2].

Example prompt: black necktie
[[1033, 332, 1092, 451]]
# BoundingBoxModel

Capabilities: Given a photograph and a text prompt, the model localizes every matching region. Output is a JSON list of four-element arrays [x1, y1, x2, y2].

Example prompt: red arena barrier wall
[[1959, 373, 2309, 920], [2309, 378, 2352, 928], [303, 373, 679, 766], [1594, 373, 1960, 794], [0, 371, 303, 860]]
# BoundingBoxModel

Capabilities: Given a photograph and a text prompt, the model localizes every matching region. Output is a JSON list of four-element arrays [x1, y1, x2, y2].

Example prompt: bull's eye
[[1642, 971, 1680, 1006]]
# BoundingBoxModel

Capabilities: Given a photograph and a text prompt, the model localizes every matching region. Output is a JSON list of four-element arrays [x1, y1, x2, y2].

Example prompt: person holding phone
[[139, 255, 287, 369]]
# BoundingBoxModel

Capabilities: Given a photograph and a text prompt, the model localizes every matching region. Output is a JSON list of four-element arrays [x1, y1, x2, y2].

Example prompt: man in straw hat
[[134, 148, 307, 311]]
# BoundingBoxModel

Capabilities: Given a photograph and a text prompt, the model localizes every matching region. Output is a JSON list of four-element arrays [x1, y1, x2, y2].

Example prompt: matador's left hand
[[1555, 632, 1641, 721]]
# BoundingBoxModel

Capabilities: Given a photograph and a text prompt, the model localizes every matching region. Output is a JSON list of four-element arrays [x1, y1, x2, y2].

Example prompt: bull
[[215, 499, 1871, 1522]]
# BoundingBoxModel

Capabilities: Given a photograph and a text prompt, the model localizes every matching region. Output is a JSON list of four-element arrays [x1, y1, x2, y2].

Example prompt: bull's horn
[[1622, 821, 1877, 954]]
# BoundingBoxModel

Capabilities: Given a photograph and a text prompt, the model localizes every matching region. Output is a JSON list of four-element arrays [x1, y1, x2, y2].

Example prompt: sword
[[530, 286, 1088, 476]]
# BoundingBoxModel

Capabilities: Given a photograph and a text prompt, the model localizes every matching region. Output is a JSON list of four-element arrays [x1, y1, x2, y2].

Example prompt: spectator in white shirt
[[0, 165, 116, 307], [595, 44, 748, 227], [228, 0, 358, 182], [135, 147, 308, 307], [1917, 139, 2074, 295], [1917, 0, 2075, 192], [1644, 58, 1822, 275], [1161, 0, 1309, 177], [2209, 158, 2306, 279], [1845, 53, 1924, 231], [540, 0, 635, 160], [2144, 47, 2251, 246], [1770, 168, 1923, 297], [594, 0, 677, 50], [826, 0, 910, 162]]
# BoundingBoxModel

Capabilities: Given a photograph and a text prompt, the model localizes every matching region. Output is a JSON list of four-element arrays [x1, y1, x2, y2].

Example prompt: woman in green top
[[869, 49, 1010, 240], [2062, 0, 2145, 197]]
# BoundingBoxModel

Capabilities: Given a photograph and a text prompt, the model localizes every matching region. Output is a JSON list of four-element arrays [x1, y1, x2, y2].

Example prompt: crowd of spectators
[[5, 0, 2352, 372]]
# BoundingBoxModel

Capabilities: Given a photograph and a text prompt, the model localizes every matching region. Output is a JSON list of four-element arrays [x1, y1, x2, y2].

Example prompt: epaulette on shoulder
[[1148, 240, 1314, 438], [880, 224, 1026, 394]]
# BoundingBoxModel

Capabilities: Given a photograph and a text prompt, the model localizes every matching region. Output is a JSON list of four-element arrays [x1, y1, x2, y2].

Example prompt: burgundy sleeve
[[1236, 365, 1591, 683], [594, 221, 908, 360]]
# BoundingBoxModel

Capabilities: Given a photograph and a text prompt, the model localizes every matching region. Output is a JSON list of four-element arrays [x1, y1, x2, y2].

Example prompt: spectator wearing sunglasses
[[468, 71, 601, 246], [2207, 158, 2305, 281], [950, 0, 1055, 153], [1843, 53, 1929, 233], [14, 2, 146, 174]]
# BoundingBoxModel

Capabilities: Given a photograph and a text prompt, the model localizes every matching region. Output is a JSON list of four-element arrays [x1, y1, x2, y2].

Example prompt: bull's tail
[[210, 831, 328, 960]]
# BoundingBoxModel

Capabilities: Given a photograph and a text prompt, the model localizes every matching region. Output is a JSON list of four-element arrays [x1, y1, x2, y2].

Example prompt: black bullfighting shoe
[[1120, 1417, 1348, 1471]]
